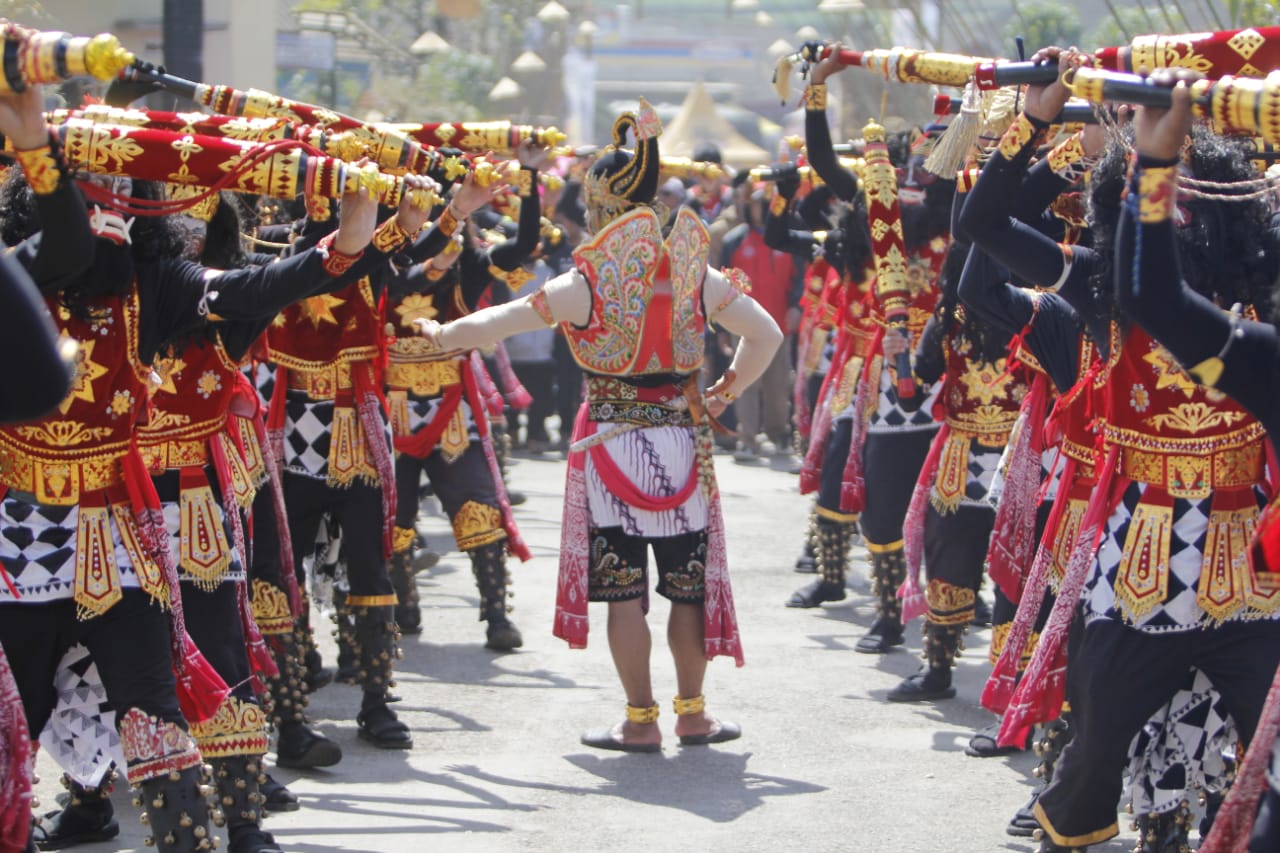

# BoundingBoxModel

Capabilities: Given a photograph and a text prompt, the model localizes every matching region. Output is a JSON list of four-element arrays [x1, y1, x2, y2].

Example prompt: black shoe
[[786, 579, 846, 608], [507, 491, 527, 506], [1006, 791, 1040, 837], [33, 800, 119, 850], [228, 825, 285, 853], [793, 553, 817, 573], [972, 595, 993, 627], [485, 617, 524, 651], [396, 605, 423, 636], [886, 669, 956, 702], [357, 703, 413, 749], [854, 618, 905, 654], [966, 721, 1030, 757], [260, 773, 300, 813], [275, 721, 343, 769], [303, 647, 333, 692]]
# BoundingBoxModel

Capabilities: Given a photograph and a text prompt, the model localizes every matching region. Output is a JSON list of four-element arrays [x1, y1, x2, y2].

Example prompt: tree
[[1002, 1, 1082, 56]]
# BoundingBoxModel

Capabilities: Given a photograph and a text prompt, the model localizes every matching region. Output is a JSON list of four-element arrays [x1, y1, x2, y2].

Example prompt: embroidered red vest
[[1099, 323, 1276, 622], [266, 277, 383, 399], [0, 289, 149, 504]]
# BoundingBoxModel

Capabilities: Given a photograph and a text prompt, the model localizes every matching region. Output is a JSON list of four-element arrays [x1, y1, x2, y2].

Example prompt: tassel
[[174, 631, 230, 724], [924, 81, 982, 178]]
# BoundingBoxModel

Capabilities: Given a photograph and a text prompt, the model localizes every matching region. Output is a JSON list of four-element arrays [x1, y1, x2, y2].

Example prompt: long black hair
[[1088, 125, 1279, 325], [0, 172, 187, 316]]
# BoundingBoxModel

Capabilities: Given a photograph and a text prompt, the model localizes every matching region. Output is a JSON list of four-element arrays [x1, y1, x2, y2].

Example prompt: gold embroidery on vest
[[1199, 504, 1254, 622], [1115, 501, 1174, 622], [217, 432, 256, 510], [179, 482, 233, 591], [931, 431, 970, 515], [328, 406, 378, 487], [74, 502, 122, 619]]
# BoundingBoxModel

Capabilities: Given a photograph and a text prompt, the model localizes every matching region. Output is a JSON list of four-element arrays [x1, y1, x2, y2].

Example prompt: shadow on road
[[446, 751, 826, 822]]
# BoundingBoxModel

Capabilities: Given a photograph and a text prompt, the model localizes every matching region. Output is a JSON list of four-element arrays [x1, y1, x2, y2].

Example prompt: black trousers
[[182, 580, 253, 703], [815, 417, 853, 515], [0, 590, 184, 738], [859, 428, 937, 546], [282, 474, 392, 598], [1037, 618, 1280, 847], [394, 442, 499, 535], [923, 502, 995, 604], [1252, 781, 1280, 852]]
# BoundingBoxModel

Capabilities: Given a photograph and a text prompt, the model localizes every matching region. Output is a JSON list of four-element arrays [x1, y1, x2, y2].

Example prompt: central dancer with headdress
[[414, 100, 781, 752]]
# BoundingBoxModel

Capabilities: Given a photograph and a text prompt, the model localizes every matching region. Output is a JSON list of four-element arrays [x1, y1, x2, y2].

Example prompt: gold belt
[[286, 363, 353, 400], [139, 437, 210, 471], [1117, 441, 1264, 499], [385, 358, 463, 397], [0, 441, 125, 506]]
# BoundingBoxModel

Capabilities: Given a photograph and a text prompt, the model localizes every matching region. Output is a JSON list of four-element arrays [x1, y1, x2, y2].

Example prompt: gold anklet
[[625, 703, 660, 724], [672, 695, 705, 716]]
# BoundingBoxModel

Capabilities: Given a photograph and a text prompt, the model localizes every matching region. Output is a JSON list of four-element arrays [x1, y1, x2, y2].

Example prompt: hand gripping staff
[[773, 26, 1280, 101], [1063, 66, 1280, 146]]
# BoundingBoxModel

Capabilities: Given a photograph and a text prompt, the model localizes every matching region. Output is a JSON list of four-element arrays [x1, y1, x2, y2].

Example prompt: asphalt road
[[35, 447, 1142, 852]]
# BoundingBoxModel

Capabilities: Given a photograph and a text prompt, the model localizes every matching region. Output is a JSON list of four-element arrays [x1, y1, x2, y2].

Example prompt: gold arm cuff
[[372, 216, 414, 254], [1137, 165, 1178, 224], [437, 205, 464, 237], [316, 233, 362, 277], [14, 144, 61, 195], [1046, 134, 1087, 177], [672, 694, 705, 716], [997, 114, 1044, 161], [626, 703, 660, 724], [513, 168, 535, 198], [805, 84, 828, 111]]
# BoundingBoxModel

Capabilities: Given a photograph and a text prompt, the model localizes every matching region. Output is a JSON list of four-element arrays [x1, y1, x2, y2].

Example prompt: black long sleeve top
[[804, 102, 859, 203], [1116, 155, 1280, 448], [959, 117, 1111, 385], [0, 180, 93, 421]]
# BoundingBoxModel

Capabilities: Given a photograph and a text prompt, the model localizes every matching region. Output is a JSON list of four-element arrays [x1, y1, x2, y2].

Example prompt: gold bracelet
[[672, 694, 705, 716], [1137, 165, 1178, 224], [14, 144, 61, 195], [371, 216, 413, 254], [625, 703, 660, 724], [316, 233, 363, 277], [437, 204, 465, 237], [805, 83, 827, 111]]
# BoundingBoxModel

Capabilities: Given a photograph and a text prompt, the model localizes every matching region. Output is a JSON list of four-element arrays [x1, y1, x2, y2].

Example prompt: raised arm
[[1116, 74, 1280, 427], [802, 47, 860, 202]]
